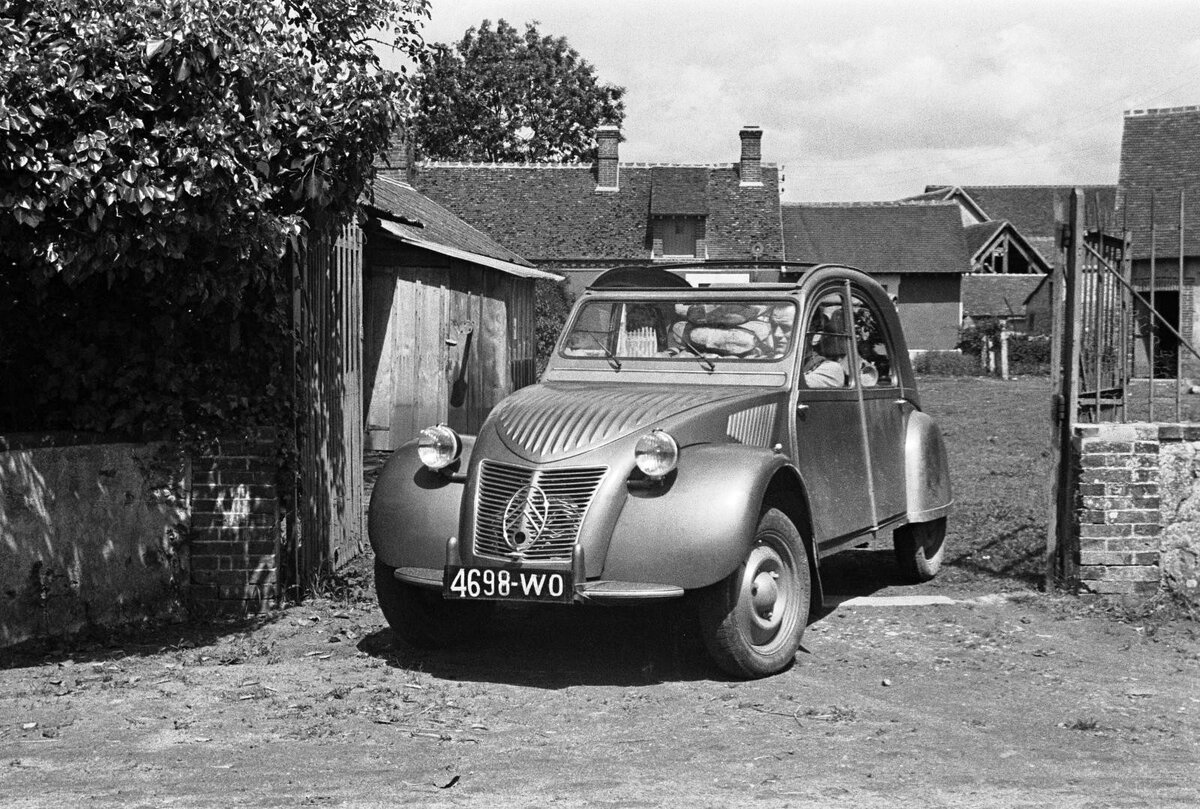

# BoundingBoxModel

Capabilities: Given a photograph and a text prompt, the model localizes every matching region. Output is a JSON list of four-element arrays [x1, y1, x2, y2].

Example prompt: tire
[[697, 508, 811, 679], [892, 517, 947, 583], [374, 560, 493, 649]]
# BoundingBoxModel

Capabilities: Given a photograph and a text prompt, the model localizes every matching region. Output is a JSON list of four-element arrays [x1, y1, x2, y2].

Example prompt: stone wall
[[0, 440, 188, 647], [1073, 423, 1200, 604], [1, 433, 283, 648]]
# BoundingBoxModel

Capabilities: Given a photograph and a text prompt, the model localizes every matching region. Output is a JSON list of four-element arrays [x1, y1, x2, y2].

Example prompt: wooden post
[[1046, 190, 1085, 589], [999, 320, 1010, 380]]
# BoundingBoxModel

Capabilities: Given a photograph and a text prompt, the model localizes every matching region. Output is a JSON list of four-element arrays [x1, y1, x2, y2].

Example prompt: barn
[[361, 176, 560, 451]]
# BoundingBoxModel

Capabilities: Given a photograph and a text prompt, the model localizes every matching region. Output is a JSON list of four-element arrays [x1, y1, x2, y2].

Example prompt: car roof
[[586, 262, 877, 292], [588, 261, 822, 290]]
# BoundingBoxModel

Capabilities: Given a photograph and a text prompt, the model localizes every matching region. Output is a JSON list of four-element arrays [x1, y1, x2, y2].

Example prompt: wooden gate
[[293, 219, 365, 592], [1046, 188, 1200, 586]]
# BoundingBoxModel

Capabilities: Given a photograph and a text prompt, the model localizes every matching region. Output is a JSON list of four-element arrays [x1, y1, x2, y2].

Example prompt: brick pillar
[[739, 126, 763, 187], [188, 429, 280, 616], [1073, 424, 1162, 597], [596, 125, 619, 191]]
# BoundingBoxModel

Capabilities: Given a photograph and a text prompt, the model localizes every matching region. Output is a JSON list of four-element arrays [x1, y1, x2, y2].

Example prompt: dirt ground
[[2, 543, 1198, 809], [3, 377, 1198, 806]]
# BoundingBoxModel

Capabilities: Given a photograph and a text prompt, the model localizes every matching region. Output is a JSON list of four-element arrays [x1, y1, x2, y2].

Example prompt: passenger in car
[[802, 311, 849, 388]]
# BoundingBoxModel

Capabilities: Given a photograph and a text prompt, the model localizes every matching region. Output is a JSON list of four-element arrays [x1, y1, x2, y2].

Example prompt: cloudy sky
[[394, 0, 1200, 202]]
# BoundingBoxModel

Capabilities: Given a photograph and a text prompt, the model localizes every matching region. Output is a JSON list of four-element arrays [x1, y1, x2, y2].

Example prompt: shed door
[[363, 260, 517, 451], [376, 268, 452, 449]]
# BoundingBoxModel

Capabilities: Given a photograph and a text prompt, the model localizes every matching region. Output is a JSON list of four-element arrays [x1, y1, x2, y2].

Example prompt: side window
[[851, 291, 896, 388], [801, 290, 853, 389]]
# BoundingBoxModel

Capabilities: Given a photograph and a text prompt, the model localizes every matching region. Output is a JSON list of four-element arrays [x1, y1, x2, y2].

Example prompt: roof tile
[[781, 202, 970, 275], [410, 162, 784, 263], [366, 177, 533, 267], [961, 275, 1046, 317], [1118, 107, 1200, 258]]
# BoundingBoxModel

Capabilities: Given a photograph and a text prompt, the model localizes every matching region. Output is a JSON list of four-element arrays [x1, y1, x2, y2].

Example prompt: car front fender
[[905, 411, 952, 522], [600, 444, 796, 590], [367, 436, 475, 570]]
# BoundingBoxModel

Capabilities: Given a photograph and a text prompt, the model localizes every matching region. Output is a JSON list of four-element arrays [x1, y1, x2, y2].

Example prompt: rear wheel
[[374, 560, 493, 648], [892, 517, 947, 583], [697, 508, 811, 679]]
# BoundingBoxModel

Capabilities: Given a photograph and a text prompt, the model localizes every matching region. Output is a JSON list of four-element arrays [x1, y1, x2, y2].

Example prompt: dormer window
[[654, 216, 706, 259], [649, 166, 708, 261]]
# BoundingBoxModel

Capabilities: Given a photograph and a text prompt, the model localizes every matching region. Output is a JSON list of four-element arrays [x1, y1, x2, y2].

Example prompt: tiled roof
[[954, 185, 1118, 238], [962, 220, 1053, 272], [650, 167, 709, 215], [1118, 106, 1200, 258], [410, 162, 784, 263], [961, 274, 1046, 317], [905, 186, 990, 223], [366, 177, 534, 268], [963, 220, 1006, 255], [780, 202, 970, 275]]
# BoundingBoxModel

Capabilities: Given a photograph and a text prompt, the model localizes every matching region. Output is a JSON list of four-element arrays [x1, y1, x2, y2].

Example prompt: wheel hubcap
[[738, 539, 796, 648]]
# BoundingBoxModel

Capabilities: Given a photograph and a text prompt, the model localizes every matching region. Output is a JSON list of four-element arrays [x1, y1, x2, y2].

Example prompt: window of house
[[657, 217, 705, 258]]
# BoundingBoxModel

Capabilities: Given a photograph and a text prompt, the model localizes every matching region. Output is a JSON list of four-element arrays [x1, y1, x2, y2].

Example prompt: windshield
[[561, 298, 798, 361]]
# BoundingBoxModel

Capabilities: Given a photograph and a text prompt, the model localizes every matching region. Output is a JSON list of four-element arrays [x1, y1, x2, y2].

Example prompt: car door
[[793, 282, 875, 547], [850, 286, 908, 525]]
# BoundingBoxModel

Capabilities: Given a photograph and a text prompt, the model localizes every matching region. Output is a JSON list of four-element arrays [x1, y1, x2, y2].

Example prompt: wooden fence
[[292, 220, 365, 594]]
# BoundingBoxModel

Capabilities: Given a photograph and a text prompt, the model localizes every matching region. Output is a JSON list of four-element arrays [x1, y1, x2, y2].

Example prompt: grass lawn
[[916, 374, 1054, 590]]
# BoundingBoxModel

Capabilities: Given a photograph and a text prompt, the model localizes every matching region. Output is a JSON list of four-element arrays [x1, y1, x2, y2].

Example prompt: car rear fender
[[601, 445, 816, 591], [905, 410, 952, 522], [367, 436, 475, 570]]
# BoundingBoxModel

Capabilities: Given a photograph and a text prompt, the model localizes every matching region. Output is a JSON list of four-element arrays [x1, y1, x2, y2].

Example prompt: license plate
[[443, 565, 573, 603]]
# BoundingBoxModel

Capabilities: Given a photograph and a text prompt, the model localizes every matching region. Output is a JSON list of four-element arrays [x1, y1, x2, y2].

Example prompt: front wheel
[[374, 560, 493, 649], [892, 517, 947, 583], [697, 508, 811, 679]]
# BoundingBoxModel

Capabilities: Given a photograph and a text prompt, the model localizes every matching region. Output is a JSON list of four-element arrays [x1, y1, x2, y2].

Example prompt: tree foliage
[[0, 0, 430, 437], [533, 278, 575, 375], [1, 0, 428, 288], [413, 19, 625, 163]]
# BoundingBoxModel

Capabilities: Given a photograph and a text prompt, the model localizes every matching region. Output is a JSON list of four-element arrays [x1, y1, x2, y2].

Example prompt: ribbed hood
[[489, 383, 761, 463]]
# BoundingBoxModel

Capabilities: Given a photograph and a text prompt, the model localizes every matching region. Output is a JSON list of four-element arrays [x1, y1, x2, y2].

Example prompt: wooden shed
[[361, 178, 560, 451]]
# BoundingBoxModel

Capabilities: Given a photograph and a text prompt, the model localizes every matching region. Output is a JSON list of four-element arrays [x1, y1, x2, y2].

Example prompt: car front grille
[[474, 461, 607, 561]]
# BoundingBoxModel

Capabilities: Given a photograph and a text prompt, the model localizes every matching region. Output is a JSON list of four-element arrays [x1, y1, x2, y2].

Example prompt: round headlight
[[417, 424, 462, 470], [635, 430, 679, 479]]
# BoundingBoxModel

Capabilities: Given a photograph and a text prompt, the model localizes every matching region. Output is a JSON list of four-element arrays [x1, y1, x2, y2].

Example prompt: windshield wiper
[[679, 334, 716, 372], [584, 334, 622, 370]]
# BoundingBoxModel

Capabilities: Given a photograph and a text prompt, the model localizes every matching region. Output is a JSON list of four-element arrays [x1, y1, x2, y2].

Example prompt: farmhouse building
[[909, 184, 1117, 264], [961, 274, 1046, 331], [408, 126, 784, 291], [780, 201, 971, 352], [1117, 105, 1200, 378]]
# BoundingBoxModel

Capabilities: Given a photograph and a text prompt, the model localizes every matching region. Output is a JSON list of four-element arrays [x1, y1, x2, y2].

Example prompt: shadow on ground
[[0, 612, 290, 671], [354, 549, 916, 688], [356, 598, 722, 689]]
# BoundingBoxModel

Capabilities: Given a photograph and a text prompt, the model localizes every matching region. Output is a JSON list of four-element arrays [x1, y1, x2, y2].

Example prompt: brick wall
[[188, 430, 281, 616], [1072, 423, 1200, 604]]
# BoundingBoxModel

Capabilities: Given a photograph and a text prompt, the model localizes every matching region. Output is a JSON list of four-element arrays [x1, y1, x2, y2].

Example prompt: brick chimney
[[739, 126, 763, 187], [377, 129, 415, 184], [596, 125, 620, 191]]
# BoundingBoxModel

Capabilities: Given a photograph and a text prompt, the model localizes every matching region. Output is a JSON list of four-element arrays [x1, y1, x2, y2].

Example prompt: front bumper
[[393, 536, 684, 604]]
